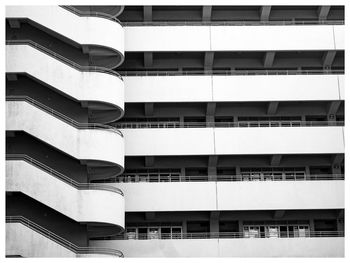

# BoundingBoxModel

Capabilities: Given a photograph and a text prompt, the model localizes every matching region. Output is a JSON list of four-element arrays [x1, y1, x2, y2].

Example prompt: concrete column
[[210, 217, 219, 234], [337, 219, 344, 232], [182, 221, 187, 234], [238, 220, 244, 233], [309, 218, 315, 232], [235, 166, 241, 181], [180, 167, 186, 182], [179, 116, 184, 128], [206, 115, 215, 128], [305, 166, 311, 179], [208, 166, 217, 181]]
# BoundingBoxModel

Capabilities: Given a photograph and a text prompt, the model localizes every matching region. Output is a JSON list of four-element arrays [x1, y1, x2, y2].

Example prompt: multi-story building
[[6, 4, 345, 258]]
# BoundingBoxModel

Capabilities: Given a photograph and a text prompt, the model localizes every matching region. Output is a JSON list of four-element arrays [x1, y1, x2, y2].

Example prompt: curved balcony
[[6, 41, 124, 123], [66, 5, 125, 19], [6, 5, 124, 68], [6, 156, 125, 229], [6, 216, 123, 258], [6, 97, 124, 180]]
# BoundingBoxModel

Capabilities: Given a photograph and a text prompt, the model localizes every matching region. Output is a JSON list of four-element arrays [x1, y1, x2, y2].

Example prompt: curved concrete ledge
[[6, 101, 124, 170], [6, 44, 124, 122], [6, 223, 120, 257], [6, 5, 124, 67], [7, 160, 125, 228]]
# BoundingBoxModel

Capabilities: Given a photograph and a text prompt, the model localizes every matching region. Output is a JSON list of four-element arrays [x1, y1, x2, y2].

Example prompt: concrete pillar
[[179, 116, 184, 128], [208, 166, 217, 181], [210, 217, 219, 234], [235, 166, 241, 181], [309, 218, 315, 232], [305, 166, 310, 179], [337, 219, 344, 232], [206, 115, 215, 127], [180, 167, 186, 182], [182, 221, 187, 234], [238, 220, 244, 233]]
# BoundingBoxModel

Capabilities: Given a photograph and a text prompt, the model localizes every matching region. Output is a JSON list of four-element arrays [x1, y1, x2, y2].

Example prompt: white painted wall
[[6, 6, 124, 55], [109, 181, 343, 212], [112, 182, 217, 212], [124, 75, 212, 102], [124, 74, 343, 103], [125, 25, 344, 51], [91, 237, 344, 257], [217, 181, 344, 211], [7, 160, 125, 227], [122, 128, 214, 156], [6, 223, 76, 257], [214, 127, 344, 155], [6, 45, 124, 112], [6, 101, 124, 167], [121, 127, 344, 156]]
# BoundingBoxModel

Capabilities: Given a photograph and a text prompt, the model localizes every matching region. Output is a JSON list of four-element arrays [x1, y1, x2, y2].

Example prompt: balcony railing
[[6, 216, 124, 257], [6, 40, 123, 79], [96, 230, 344, 240], [6, 96, 123, 137], [113, 120, 344, 129], [97, 173, 344, 183], [6, 154, 124, 195], [123, 20, 344, 27], [119, 68, 344, 77], [60, 5, 122, 24]]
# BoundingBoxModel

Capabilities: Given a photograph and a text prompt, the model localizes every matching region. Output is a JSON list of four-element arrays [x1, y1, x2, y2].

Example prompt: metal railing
[[6, 216, 124, 257], [60, 5, 122, 24], [113, 120, 344, 129], [6, 154, 124, 196], [123, 20, 345, 27], [98, 230, 344, 240], [99, 173, 344, 183], [119, 68, 344, 77], [6, 96, 123, 137], [6, 40, 123, 79]]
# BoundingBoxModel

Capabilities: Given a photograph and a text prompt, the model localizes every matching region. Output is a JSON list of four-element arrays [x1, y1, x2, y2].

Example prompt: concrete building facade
[[5, 5, 345, 258]]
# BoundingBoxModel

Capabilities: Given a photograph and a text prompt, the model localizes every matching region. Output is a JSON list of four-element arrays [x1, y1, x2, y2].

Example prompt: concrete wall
[[6, 101, 125, 167], [121, 127, 344, 156], [6, 44, 124, 112], [91, 237, 344, 257], [7, 160, 125, 227], [110, 181, 343, 212], [6, 223, 76, 257], [125, 25, 344, 51], [6, 5, 124, 55], [124, 75, 344, 103]]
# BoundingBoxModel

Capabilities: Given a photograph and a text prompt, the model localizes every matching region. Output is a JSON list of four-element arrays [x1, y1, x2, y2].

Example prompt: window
[[243, 226, 260, 238]]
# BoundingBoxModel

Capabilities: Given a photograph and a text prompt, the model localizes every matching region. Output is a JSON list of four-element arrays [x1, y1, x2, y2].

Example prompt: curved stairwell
[[6, 5, 124, 68], [6, 97, 124, 180], [6, 155, 125, 229], [6, 5, 126, 257], [6, 41, 124, 123]]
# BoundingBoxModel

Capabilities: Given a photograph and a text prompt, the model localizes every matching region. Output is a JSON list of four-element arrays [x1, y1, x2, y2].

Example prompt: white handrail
[[6, 154, 124, 195], [6, 216, 124, 257], [6, 96, 123, 137], [6, 40, 123, 79]]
